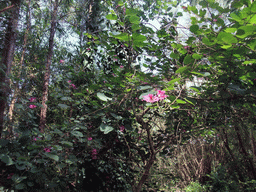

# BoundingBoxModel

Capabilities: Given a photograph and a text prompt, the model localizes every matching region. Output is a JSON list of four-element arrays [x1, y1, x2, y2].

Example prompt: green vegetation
[[0, 0, 256, 191]]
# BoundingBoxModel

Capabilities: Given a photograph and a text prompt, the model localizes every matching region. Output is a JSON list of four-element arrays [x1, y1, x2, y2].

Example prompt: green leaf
[[168, 78, 181, 84], [129, 16, 140, 24], [176, 66, 188, 74], [106, 14, 117, 20], [114, 33, 130, 41], [61, 97, 71, 101], [44, 153, 59, 161], [97, 92, 112, 101], [132, 33, 146, 42], [0, 154, 13, 165], [176, 99, 186, 104], [58, 104, 69, 109], [217, 32, 237, 44], [71, 131, 83, 138], [251, 1, 256, 13], [100, 124, 114, 134], [15, 183, 26, 190], [170, 52, 179, 59], [60, 141, 73, 147], [110, 113, 122, 120], [138, 85, 152, 90], [183, 55, 194, 64], [190, 25, 199, 33], [230, 12, 241, 22], [192, 54, 202, 60]]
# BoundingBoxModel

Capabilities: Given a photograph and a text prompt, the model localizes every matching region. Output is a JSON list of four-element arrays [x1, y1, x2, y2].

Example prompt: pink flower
[[88, 137, 92, 141], [68, 80, 72, 83], [184, 46, 189, 50], [29, 105, 37, 109], [29, 97, 36, 102], [60, 60, 64, 63], [120, 125, 125, 132], [44, 147, 51, 152], [86, 48, 90, 51], [7, 173, 14, 179], [113, 58, 118, 61], [71, 84, 77, 89], [182, 6, 187, 9], [91, 149, 97, 159], [157, 90, 168, 100], [213, 19, 217, 22], [121, 45, 124, 47], [116, 5, 120, 8], [218, 15, 222, 18], [120, 65, 124, 68], [142, 94, 159, 103]]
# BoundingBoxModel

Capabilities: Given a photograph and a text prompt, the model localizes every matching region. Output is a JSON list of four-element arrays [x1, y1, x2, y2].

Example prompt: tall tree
[[39, 0, 59, 133], [0, 0, 21, 138]]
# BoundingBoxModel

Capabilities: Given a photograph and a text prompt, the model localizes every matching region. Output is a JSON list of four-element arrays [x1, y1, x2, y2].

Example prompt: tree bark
[[0, 0, 20, 138], [39, 0, 59, 133], [8, 0, 31, 133]]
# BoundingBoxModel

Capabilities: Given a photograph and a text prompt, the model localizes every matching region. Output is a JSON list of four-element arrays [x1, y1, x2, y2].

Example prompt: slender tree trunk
[[0, 0, 20, 138], [8, 0, 31, 133], [39, 0, 59, 133]]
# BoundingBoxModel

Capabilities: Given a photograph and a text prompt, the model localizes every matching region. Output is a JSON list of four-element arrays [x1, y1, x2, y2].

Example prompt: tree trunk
[[8, 0, 31, 134], [39, 0, 59, 133], [0, 0, 20, 138]]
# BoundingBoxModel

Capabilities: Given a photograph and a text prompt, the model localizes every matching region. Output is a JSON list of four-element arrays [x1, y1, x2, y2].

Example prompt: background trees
[[0, 0, 256, 191]]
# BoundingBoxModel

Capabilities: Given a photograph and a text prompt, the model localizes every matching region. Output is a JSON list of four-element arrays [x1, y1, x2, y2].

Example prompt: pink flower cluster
[[44, 147, 51, 152], [120, 125, 125, 132], [68, 80, 77, 89], [29, 97, 37, 109], [29, 105, 36, 109], [60, 60, 65, 63], [29, 97, 36, 102], [142, 90, 168, 103], [88, 137, 92, 141], [7, 173, 14, 179], [91, 149, 97, 159]]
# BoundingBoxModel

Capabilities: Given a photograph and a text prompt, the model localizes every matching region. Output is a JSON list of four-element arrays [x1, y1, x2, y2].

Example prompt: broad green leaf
[[183, 55, 194, 64], [129, 16, 140, 24], [217, 32, 237, 44], [71, 131, 83, 138], [61, 97, 71, 101], [170, 52, 179, 59], [126, 8, 137, 16], [44, 153, 59, 161], [100, 124, 114, 134], [58, 104, 69, 109], [106, 14, 117, 20], [114, 33, 130, 41], [132, 33, 146, 42], [176, 99, 186, 104], [190, 25, 199, 33], [230, 12, 241, 22], [251, 1, 256, 12], [110, 113, 122, 120], [168, 78, 181, 84], [192, 54, 201, 60], [15, 183, 26, 190], [176, 66, 188, 74], [97, 92, 112, 101], [138, 85, 152, 90], [225, 28, 237, 33], [60, 141, 73, 147], [0, 154, 13, 165]]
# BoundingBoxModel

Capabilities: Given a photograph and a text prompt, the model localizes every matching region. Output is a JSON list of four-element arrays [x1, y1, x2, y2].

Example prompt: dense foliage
[[0, 0, 256, 191]]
